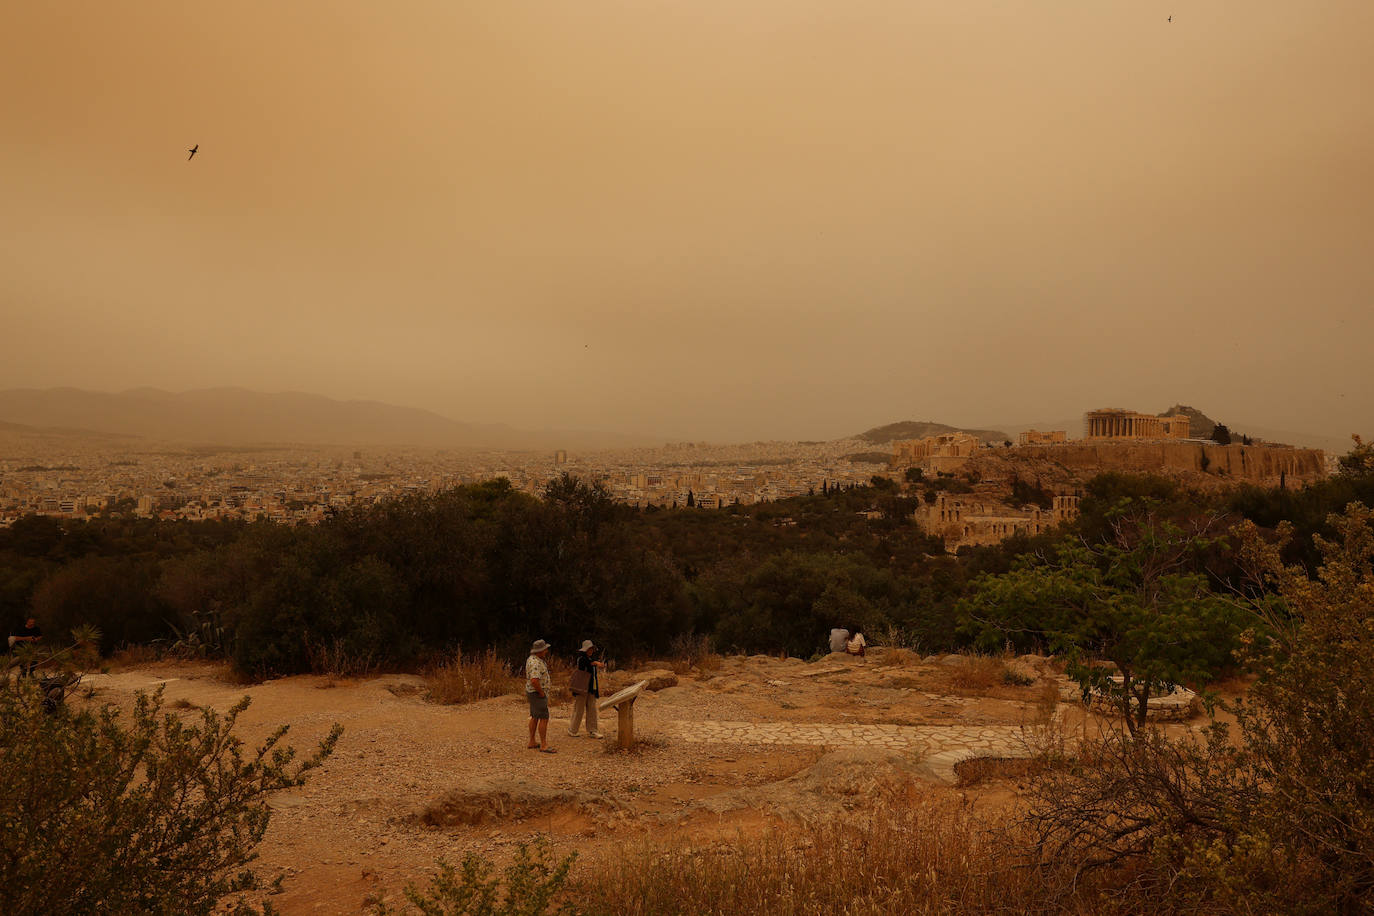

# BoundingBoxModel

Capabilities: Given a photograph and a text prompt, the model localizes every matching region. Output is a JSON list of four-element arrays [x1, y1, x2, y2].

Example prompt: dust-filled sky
[[3, 1, 1371, 442]]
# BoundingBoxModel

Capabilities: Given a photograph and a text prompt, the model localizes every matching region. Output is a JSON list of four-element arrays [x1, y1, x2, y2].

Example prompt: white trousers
[[568, 693, 599, 736]]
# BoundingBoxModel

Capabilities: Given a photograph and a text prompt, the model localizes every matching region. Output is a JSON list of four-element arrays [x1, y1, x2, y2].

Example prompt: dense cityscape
[[0, 434, 881, 526]]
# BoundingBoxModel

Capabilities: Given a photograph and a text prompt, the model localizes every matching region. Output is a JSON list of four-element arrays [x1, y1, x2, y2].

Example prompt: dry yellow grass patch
[[424, 649, 521, 705], [570, 798, 1103, 915], [877, 647, 921, 667], [948, 653, 1007, 690]]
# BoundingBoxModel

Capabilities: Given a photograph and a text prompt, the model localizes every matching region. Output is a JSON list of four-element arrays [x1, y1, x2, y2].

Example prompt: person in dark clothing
[[9, 617, 42, 676], [567, 640, 605, 738]]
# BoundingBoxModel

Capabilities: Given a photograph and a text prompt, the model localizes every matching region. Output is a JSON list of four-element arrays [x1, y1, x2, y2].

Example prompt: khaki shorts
[[527, 692, 549, 720]]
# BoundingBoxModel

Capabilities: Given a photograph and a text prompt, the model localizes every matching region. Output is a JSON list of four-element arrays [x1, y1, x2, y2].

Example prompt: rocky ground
[[79, 650, 1197, 914]]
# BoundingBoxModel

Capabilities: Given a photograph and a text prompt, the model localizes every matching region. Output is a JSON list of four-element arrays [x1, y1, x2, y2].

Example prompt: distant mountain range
[[0, 388, 654, 450], [1, 388, 1353, 456], [855, 420, 1011, 445]]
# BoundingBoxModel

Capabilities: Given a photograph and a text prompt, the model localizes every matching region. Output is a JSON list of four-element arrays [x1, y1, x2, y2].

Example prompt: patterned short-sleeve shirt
[[525, 654, 550, 694]]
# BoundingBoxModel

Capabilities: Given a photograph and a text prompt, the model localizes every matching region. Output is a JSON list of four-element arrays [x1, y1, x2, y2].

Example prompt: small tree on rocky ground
[[0, 684, 340, 916], [958, 508, 1246, 731], [1024, 503, 1374, 914]]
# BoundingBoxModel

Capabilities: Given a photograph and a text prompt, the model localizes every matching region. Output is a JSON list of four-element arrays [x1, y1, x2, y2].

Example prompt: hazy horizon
[[4, 2, 1371, 443]]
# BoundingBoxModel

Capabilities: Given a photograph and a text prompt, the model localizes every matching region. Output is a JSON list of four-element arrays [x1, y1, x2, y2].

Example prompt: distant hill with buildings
[[0, 388, 651, 450], [1159, 404, 1220, 439], [1158, 405, 1355, 453], [996, 405, 1351, 455], [855, 420, 1010, 446]]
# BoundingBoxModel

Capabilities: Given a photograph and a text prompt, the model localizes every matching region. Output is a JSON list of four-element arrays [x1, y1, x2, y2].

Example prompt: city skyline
[[4, 1, 1371, 443]]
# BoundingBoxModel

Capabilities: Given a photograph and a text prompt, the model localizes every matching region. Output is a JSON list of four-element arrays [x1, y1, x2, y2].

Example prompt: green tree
[[1338, 433, 1374, 478], [959, 510, 1246, 731], [1024, 503, 1374, 913]]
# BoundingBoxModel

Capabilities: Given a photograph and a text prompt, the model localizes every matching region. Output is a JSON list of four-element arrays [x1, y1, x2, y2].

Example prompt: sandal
[[539, 747, 557, 754]]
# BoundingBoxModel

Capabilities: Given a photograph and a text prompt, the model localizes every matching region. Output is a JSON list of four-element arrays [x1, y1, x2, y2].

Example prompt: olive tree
[[0, 684, 339, 916]]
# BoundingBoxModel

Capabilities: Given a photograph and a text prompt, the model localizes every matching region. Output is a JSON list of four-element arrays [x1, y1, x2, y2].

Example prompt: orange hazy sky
[[3, 1, 1371, 441]]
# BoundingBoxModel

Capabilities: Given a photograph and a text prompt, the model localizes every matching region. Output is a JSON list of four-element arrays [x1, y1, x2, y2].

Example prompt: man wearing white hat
[[567, 639, 605, 739], [526, 639, 556, 753]]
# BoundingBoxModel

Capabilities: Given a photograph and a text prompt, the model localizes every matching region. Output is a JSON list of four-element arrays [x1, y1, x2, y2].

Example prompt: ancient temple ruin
[[1084, 409, 1191, 440]]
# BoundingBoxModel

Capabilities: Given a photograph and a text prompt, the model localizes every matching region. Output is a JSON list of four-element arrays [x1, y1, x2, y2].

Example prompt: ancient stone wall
[[1010, 442, 1325, 485]]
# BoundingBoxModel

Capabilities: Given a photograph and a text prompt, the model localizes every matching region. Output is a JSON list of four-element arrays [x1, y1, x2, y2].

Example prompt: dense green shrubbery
[[3, 441, 1371, 678]]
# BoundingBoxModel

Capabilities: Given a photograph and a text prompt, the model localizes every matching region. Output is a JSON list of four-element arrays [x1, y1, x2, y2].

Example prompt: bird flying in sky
[[188, 144, 198, 160]]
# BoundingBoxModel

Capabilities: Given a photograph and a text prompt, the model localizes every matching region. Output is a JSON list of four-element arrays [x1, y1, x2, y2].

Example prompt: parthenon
[[1084, 409, 1190, 440]]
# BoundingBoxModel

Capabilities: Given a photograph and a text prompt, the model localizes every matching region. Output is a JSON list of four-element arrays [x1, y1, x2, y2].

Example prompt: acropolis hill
[[1005, 439, 1325, 483], [889, 406, 1329, 550]]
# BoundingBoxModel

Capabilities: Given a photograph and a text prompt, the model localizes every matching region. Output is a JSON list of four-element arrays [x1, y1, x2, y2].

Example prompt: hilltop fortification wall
[[1009, 441, 1325, 485]]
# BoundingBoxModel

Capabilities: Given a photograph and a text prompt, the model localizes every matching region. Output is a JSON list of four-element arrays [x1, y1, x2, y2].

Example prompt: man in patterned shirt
[[525, 639, 556, 753]]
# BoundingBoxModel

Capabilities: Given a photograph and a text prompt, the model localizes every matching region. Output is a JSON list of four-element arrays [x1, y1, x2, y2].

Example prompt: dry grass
[[948, 654, 1008, 691], [877, 647, 921, 668], [667, 633, 723, 675], [570, 798, 1111, 915], [109, 644, 164, 668], [305, 637, 381, 679], [425, 649, 580, 706], [424, 649, 521, 705], [955, 756, 1045, 788]]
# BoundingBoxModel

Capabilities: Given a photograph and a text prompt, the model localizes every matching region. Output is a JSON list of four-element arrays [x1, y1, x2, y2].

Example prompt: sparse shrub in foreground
[[372, 839, 577, 916], [0, 683, 340, 916]]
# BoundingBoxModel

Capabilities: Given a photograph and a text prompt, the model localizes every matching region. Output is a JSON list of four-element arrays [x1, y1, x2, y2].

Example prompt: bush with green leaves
[[0, 684, 340, 916], [1024, 502, 1374, 914], [373, 839, 576, 916], [958, 508, 1247, 731]]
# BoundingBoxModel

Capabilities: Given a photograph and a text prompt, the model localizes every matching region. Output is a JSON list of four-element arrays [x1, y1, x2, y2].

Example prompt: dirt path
[[78, 651, 1093, 915]]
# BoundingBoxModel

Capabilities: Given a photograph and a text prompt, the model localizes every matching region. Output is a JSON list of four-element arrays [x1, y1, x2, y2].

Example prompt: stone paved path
[[665, 719, 1046, 783]]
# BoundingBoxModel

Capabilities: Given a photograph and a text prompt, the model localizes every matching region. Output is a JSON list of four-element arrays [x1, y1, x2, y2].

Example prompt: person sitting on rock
[[845, 630, 867, 658], [829, 628, 850, 654]]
